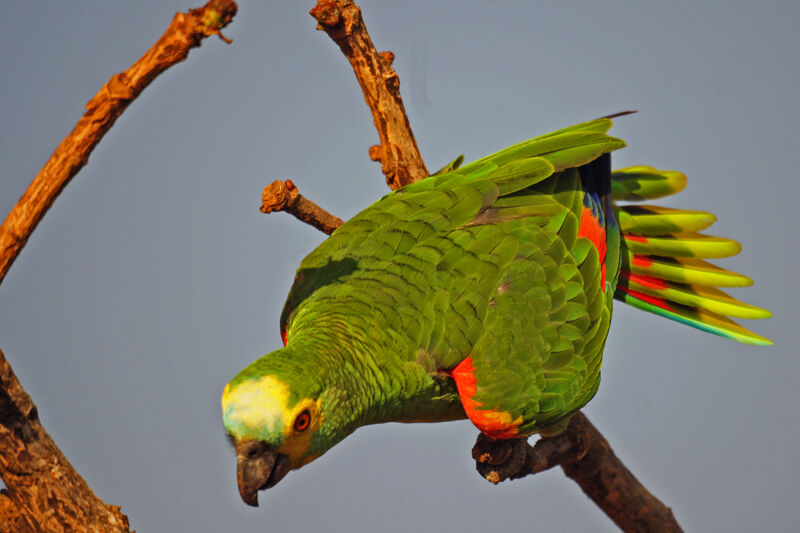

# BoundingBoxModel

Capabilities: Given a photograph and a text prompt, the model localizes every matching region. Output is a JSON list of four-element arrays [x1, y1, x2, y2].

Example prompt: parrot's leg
[[472, 434, 529, 483], [471, 414, 582, 484]]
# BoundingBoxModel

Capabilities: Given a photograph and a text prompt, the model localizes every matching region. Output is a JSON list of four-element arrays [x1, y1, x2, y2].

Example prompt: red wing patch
[[451, 357, 521, 439], [578, 206, 607, 289]]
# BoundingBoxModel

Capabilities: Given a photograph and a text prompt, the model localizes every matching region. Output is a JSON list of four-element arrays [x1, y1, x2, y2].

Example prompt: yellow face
[[221, 375, 325, 468]]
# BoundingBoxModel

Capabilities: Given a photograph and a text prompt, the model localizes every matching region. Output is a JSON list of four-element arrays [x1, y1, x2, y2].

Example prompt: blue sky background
[[1, 1, 798, 531]]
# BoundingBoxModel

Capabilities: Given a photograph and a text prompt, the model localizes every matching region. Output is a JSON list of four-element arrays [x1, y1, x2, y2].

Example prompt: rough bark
[[261, 180, 344, 235], [0, 0, 238, 286], [309, 0, 428, 190], [0, 349, 132, 532], [473, 413, 684, 533]]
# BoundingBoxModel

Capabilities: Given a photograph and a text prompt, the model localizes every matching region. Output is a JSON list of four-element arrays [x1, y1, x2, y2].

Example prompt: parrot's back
[[278, 117, 770, 439]]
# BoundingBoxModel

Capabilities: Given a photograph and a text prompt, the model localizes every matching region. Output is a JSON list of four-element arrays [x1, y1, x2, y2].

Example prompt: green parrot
[[221, 116, 771, 506]]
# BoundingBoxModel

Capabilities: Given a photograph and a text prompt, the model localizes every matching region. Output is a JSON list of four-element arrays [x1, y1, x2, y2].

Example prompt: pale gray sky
[[1, 1, 798, 531]]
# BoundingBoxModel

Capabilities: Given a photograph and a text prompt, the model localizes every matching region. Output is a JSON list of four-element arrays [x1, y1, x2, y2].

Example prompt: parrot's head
[[221, 347, 347, 506]]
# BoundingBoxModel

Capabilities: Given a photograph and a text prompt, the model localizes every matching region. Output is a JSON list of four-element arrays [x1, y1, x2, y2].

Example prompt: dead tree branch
[[310, 0, 428, 190], [0, 0, 238, 287], [262, 180, 344, 235], [0, 349, 131, 532]]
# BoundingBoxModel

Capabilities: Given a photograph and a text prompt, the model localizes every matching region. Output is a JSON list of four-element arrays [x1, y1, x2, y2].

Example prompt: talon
[[472, 434, 528, 483]]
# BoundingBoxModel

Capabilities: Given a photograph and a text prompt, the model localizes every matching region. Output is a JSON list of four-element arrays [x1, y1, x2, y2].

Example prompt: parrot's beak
[[235, 440, 291, 506]]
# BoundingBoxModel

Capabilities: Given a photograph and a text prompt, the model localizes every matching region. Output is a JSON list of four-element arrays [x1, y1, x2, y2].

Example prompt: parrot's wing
[[278, 177, 514, 341], [281, 118, 624, 342], [449, 166, 612, 438], [281, 119, 624, 340]]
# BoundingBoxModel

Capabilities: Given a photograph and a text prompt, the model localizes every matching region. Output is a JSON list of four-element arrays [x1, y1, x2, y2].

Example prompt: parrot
[[221, 116, 771, 506]]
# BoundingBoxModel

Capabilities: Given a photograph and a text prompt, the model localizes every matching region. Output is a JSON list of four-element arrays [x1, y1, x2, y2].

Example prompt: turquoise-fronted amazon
[[221, 117, 771, 506]]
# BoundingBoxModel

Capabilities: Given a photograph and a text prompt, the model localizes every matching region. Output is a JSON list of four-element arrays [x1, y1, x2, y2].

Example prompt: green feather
[[616, 289, 773, 346], [616, 205, 717, 235], [622, 273, 772, 319], [623, 233, 742, 259], [487, 157, 555, 195], [611, 166, 687, 201], [431, 154, 465, 176], [624, 254, 753, 287]]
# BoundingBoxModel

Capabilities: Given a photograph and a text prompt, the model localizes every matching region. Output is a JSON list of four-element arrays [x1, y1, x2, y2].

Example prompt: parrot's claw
[[472, 434, 528, 484], [471, 415, 586, 484]]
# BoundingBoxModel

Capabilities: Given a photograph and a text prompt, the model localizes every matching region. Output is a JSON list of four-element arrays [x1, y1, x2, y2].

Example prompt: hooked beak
[[235, 440, 291, 506]]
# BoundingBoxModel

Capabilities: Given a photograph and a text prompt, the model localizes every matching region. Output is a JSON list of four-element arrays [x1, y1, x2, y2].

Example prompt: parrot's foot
[[472, 418, 586, 484], [472, 434, 528, 483]]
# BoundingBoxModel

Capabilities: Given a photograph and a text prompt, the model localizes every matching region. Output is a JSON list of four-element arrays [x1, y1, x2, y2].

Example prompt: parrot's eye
[[294, 410, 311, 432]]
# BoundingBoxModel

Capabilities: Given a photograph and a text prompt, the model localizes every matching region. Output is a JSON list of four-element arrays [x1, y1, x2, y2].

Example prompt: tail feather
[[617, 205, 716, 235], [624, 254, 753, 288], [620, 272, 771, 320], [623, 233, 742, 259], [612, 166, 771, 345], [616, 288, 773, 346], [611, 166, 686, 201]]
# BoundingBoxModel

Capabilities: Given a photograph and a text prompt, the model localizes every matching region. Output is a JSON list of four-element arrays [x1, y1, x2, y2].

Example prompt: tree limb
[[261, 180, 344, 235], [0, 349, 132, 532], [0, 0, 238, 287], [309, 0, 428, 190], [473, 412, 684, 533]]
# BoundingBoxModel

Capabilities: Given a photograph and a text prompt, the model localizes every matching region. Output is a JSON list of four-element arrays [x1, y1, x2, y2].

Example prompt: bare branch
[[0, 0, 238, 286], [309, 0, 429, 190], [0, 348, 132, 532], [473, 412, 684, 533], [262, 180, 344, 235]]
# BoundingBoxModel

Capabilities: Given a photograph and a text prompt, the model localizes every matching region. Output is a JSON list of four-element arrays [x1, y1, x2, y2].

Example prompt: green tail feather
[[616, 205, 716, 235], [621, 272, 771, 320], [622, 253, 753, 288], [616, 289, 773, 346], [612, 167, 771, 345], [622, 233, 742, 259], [611, 166, 686, 201]]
